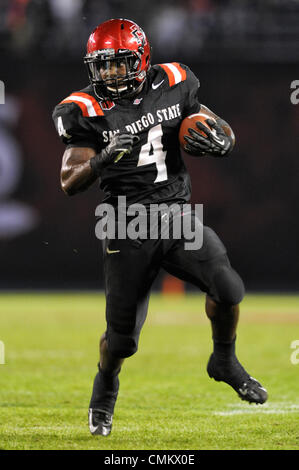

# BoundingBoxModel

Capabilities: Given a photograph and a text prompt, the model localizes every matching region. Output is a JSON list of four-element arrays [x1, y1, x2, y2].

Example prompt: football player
[[53, 19, 268, 437]]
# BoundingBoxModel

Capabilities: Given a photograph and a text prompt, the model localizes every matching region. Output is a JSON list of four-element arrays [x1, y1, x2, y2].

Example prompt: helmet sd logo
[[129, 25, 144, 46]]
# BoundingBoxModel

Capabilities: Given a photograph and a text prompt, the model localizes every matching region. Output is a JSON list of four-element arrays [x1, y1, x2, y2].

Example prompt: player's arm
[[60, 134, 139, 196], [184, 104, 235, 157], [60, 146, 97, 196]]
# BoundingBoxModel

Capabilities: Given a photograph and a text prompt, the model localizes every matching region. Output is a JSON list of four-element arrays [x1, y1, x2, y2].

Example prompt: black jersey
[[52, 63, 201, 207]]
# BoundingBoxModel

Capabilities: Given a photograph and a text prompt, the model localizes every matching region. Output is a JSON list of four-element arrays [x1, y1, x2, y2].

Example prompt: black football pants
[[101, 212, 245, 358]]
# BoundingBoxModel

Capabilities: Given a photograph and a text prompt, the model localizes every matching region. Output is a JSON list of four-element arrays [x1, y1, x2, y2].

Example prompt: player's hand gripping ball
[[179, 112, 232, 157]]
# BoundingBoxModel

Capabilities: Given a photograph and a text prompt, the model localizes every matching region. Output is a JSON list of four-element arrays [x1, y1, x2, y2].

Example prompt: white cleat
[[88, 408, 113, 436]]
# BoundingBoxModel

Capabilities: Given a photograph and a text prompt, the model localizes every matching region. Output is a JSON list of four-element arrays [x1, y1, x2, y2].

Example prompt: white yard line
[[214, 402, 299, 416]]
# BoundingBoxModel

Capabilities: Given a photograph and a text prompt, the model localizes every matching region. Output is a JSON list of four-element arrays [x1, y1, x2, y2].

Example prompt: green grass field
[[0, 292, 298, 450]]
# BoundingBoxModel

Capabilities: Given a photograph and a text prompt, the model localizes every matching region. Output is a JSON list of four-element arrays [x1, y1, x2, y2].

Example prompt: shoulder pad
[[59, 91, 104, 117], [52, 94, 100, 148], [156, 62, 187, 87]]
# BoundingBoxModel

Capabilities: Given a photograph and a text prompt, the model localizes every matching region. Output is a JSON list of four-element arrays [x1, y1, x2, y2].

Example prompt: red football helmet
[[84, 19, 151, 101]]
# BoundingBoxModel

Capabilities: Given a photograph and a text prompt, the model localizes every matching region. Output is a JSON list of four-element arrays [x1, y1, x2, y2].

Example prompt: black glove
[[90, 133, 139, 175], [184, 118, 232, 157]]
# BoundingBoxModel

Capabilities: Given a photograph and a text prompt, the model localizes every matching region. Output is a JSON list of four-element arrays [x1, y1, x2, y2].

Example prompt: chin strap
[[93, 78, 146, 102]]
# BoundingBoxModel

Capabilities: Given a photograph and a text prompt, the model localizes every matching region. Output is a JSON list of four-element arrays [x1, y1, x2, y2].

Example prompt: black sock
[[89, 369, 119, 413], [213, 336, 236, 361]]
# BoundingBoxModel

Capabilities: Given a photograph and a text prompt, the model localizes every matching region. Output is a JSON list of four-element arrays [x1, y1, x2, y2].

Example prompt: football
[[178, 112, 216, 150]]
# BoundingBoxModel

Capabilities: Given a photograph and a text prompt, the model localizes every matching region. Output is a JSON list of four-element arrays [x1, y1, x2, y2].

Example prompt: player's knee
[[212, 264, 245, 305], [107, 328, 138, 358]]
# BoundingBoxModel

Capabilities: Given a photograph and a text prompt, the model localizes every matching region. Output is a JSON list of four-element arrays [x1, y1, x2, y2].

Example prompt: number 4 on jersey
[[57, 116, 71, 139], [137, 124, 167, 183]]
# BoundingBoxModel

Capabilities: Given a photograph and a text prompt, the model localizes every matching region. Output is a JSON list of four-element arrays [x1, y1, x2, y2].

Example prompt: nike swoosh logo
[[211, 130, 225, 146], [106, 247, 120, 254], [214, 137, 225, 146], [88, 410, 99, 434], [152, 79, 164, 90]]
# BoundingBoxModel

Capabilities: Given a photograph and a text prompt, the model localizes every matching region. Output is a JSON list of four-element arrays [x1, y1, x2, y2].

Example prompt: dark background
[[0, 0, 299, 291]]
